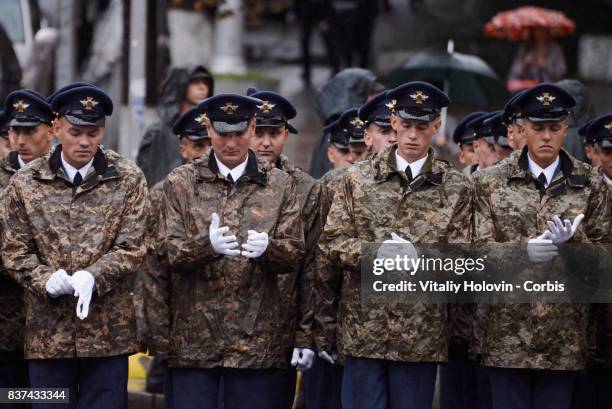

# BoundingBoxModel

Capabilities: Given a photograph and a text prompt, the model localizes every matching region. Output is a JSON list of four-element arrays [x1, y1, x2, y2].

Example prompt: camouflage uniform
[[316, 145, 472, 362], [0, 152, 22, 353], [472, 148, 610, 371], [163, 149, 304, 369], [275, 154, 322, 351], [1, 146, 149, 359]]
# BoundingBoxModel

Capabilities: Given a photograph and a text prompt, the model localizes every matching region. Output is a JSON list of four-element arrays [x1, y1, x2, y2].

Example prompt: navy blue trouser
[[487, 367, 577, 409], [28, 354, 128, 409], [571, 368, 612, 409], [440, 349, 492, 409], [171, 367, 286, 409], [302, 355, 343, 409], [342, 356, 437, 409], [0, 350, 30, 409]]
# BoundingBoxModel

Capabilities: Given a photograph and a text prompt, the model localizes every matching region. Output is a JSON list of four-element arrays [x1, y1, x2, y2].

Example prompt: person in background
[[136, 65, 214, 186], [453, 112, 486, 177], [358, 91, 396, 159], [485, 111, 514, 161], [469, 112, 500, 170], [0, 111, 12, 158], [338, 108, 368, 163]]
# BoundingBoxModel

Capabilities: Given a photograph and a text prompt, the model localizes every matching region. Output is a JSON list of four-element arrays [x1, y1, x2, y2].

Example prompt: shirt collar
[[214, 153, 249, 182], [528, 154, 559, 188], [61, 152, 94, 184], [604, 173, 612, 187], [17, 155, 26, 169], [395, 150, 428, 178]]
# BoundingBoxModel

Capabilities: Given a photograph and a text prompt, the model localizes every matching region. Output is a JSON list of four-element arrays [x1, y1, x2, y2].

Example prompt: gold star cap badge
[[385, 99, 397, 112], [350, 117, 365, 129], [257, 101, 276, 114], [409, 91, 429, 105], [194, 113, 208, 124], [220, 102, 239, 115], [536, 93, 556, 106], [13, 100, 30, 113], [80, 97, 99, 110]]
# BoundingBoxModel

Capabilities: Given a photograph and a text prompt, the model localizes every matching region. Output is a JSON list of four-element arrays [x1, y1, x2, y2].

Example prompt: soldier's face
[[185, 79, 210, 105], [251, 126, 289, 164], [507, 123, 526, 151], [208, 118, 255, 168], [349, 143, 367, 162], [54, 118, 104, 168], [597, 146, 612, 180], [391, 116, 439, 162], [458, 142, 477, 166], [327, 146, 352, 169], [10, 124, 53, 163], [472, 138, 499, 168], [179, 137, 211, 162], [522, 119, 567, 167], [364, 124, 396, 154], [0, 136, 10, 158], [585, 144, 601, 167]]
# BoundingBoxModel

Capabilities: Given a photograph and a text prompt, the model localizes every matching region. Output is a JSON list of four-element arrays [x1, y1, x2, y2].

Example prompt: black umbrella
[[384, 51, 509, 108]]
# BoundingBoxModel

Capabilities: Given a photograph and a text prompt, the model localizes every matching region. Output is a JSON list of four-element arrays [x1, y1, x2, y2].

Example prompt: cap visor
[[526, 115, 568, 123], [212, 120, 248, 134], [397, 110, 436, 122], [10, 118, 41, 127], [287, 123, 298, 134], [349, 136, 366, 145], [372, 119, 392, 127], [331, 142, 349, 150], [184, 134, 210, 141], [495, 136, 511, 148], [65, 114, 105, 127], [600, 139, 612, 149]]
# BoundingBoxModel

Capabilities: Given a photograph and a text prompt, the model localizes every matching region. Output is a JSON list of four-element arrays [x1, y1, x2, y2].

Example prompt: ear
[[431, 118, 442, 134], [390, 114, 400, 132], [178, 138, 188, 160], [327, 146, 335, 163], [364, 128, 373, 147]]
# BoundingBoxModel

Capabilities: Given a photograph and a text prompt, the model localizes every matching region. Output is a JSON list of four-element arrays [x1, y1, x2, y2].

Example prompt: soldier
[[246, 88, 321, 406], [504, 91, 527, 151], [0, 90, 55, 406], [453, 112, 487, 176], [3, 89, 55, 173], [580, 120, 601, 167], [0, 110, 11, 158], [1, 84, 149, 409], [162, 94, 304, 409], [469, 112, 500, 170], [358, 91, 397, 159], [471, 84, 610, 409], [484, 110, 514, 161], [316, 81, 471, 409], [141, 104, 212, 399], [324, 119, 353, 174], [588, 114, 612, 187], [338, 108, 368, 163]]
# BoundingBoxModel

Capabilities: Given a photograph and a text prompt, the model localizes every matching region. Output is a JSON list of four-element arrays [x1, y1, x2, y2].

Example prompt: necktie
[[537, 172, 547, 197], [227, 173, 235, 184], [405, 166, 413, 182], [73, 172, 83, 186]]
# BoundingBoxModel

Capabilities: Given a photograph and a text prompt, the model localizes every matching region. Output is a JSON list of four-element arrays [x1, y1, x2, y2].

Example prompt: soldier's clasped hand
[[209, 212, 241, 256], [241, 230, 269, 258], [546, 214, 584, 244], [70, 270, 95, 320], [45, 269, 74, 298]]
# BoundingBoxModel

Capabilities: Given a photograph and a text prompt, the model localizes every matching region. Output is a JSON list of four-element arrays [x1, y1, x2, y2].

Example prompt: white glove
[[209, 213, 240, 256], [546, 214, 584, 244], [45, 269, 73, 298], [69, 270, 95, 320], [527, 233, 558, 263], [291, 348, 315, 370], [376, 232, 417, 261], [318, 350, 337, 365], [241, 230, 269, 258]]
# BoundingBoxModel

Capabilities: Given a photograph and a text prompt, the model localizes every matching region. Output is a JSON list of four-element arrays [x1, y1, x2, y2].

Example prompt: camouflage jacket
[[316, 146, 471, 362], [140, 180, 172, 356], [1, 146, 149, 359], [163, 149, 304, 369], [276, 155, 322, 351], [0, 152, 22, 352], [472, 148, 610, 370]]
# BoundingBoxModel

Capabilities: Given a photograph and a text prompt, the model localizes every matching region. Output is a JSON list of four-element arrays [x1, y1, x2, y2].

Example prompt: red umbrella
[[485, 6, 575, 41]]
